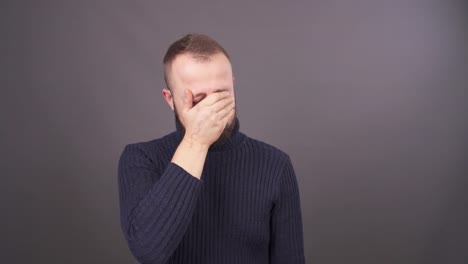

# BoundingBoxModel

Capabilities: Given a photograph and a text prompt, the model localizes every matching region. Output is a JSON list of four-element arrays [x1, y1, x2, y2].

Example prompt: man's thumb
[[183, 88, 193, 110]]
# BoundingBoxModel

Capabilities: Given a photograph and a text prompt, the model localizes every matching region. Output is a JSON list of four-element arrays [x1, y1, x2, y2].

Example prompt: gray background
[[2, 0, 467, 263]]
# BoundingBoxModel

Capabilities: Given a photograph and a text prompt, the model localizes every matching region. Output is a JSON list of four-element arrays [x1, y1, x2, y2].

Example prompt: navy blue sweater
[[117, 117, 306, 264]]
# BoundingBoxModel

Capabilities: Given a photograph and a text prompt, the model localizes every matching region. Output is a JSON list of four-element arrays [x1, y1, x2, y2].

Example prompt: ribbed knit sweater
[[117, 117, 306, 264]]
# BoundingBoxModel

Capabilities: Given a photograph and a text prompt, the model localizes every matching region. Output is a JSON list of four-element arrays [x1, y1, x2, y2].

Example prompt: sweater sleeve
[[269, 155, 306, 264], [117, 144, 204, 264]]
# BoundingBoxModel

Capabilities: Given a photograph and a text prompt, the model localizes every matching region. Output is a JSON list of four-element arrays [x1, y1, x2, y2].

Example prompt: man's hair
[[163, 34, 231, 90]]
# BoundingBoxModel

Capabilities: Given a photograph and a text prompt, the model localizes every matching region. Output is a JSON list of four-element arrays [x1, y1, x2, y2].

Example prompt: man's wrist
[[181, 135, 210, 152]]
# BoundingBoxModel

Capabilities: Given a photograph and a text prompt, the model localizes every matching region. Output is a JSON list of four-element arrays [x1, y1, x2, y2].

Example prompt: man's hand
[[171, 89, 235, 179], [179, 89, 235, 149]]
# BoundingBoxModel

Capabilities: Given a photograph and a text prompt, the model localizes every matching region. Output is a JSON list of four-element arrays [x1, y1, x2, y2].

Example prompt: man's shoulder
[[242, 133, 291, 161]]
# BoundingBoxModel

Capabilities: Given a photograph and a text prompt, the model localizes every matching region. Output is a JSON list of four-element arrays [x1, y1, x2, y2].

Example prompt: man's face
[[165, 52, 236, 146]]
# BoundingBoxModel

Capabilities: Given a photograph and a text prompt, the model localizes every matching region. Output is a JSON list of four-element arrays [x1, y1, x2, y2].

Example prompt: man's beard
[[174, 103, 237, 147]]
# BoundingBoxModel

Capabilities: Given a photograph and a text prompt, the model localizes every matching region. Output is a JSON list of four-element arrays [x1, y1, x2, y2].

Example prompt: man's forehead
[[173, 53, 229, 71], [171, 54, 232, 86]]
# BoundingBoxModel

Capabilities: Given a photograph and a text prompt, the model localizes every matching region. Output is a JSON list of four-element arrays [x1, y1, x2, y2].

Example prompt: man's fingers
[[221, 107, 235, 127], [217, 102, 235, 121], [201, 91, 231, 106], [212, 97, 235, 113]]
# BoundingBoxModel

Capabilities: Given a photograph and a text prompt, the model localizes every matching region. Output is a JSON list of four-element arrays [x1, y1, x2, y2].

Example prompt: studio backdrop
[[2, 0, 467, 263]]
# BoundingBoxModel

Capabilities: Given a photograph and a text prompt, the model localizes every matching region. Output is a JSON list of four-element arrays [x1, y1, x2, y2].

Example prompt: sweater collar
[[174, 116, 245, 152]]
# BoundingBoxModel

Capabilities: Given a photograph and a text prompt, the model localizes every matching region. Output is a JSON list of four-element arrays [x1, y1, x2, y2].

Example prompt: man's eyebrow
[[214, 88, 228, 93]]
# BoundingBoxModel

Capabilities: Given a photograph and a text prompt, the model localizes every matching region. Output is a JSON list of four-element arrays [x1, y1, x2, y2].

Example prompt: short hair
[[163, 34, 231, 90]]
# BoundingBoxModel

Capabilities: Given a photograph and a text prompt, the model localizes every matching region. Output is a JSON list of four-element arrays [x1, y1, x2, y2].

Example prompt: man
[[118, 34, 306, 264]]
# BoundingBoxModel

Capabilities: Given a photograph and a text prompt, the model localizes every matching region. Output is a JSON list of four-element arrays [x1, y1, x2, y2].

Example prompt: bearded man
[[118, 34, 306, 264]]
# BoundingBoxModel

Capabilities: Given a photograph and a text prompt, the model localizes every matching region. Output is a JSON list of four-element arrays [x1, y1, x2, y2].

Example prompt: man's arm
[[269, 155, 306, 264], [118, 144, 204, 264]]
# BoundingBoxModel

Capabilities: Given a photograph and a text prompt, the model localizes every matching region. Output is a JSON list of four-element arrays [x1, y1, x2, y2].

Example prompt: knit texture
[[118, 117, 306, 264]]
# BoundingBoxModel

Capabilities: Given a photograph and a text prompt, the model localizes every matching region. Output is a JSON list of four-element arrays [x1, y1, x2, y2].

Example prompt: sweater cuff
[[167, 161, 204, 183]]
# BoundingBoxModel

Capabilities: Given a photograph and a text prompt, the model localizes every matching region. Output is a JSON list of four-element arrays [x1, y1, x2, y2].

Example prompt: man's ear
[[162, 88, 174, 111]]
